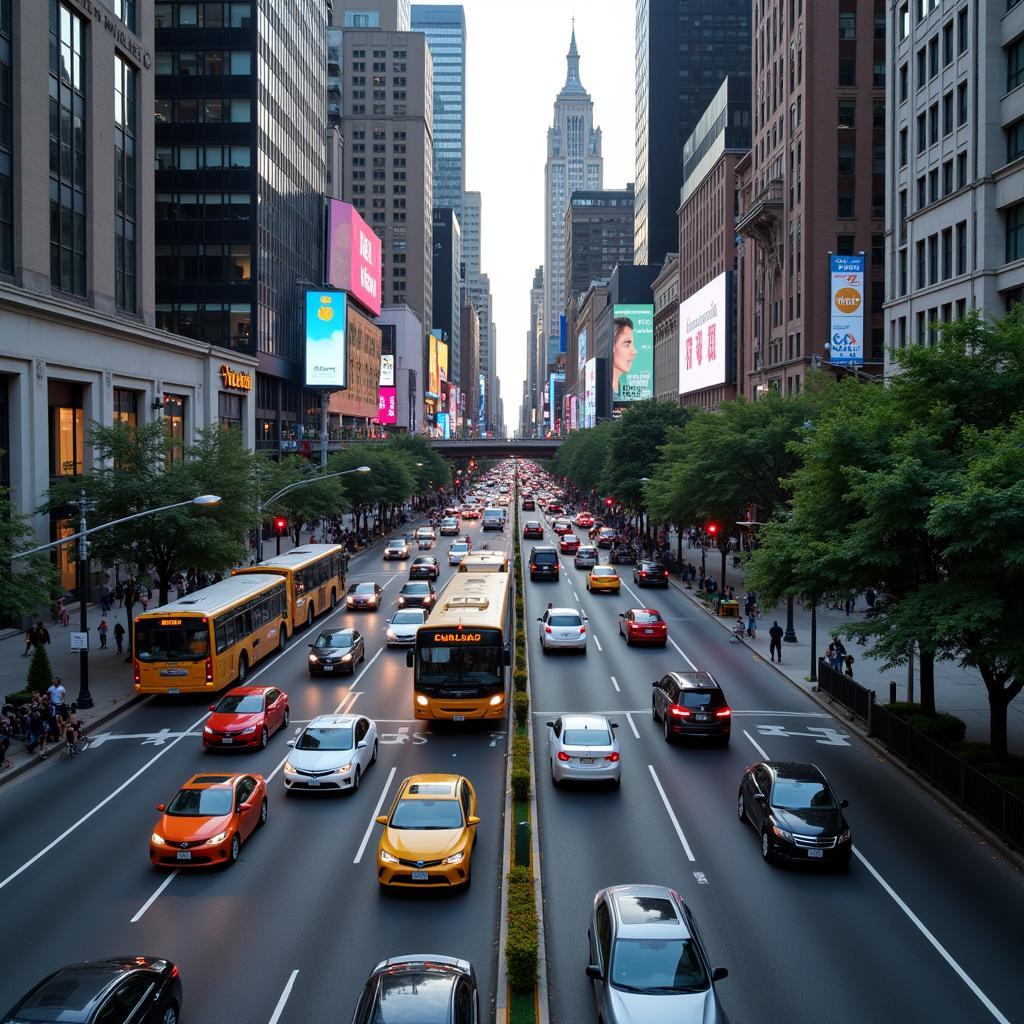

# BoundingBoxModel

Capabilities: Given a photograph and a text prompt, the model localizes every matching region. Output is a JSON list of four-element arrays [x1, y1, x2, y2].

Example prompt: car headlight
[[398, 597, 406, 606], [489, 694, 504, 706], [309, 654, 318, 662], [336, 763, 352, 774], [203, 726, 213, 734], [386, 629, 397, 640], [838, 830, 852, 843], [206, 831, 229, 846], [151, 833, 166, 846], [341, 653, 352, 661], [283, 762, 295, 774], [346, 598, 354, 605], [443, 850, 465, 865], [380, 849, 399, 864], [241, 725, 257, 735], [771, 825, 795, 843]]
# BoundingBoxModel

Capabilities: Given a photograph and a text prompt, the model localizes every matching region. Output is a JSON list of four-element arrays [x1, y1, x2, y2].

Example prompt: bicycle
[[57, 732, 90, 760], [728, 620, 747, 643]]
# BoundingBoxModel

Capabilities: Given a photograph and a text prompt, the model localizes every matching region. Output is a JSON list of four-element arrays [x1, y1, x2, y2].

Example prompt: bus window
[[135, 621, 210, 661]]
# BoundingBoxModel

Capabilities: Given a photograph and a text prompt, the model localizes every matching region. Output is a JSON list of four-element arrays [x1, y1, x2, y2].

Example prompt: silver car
[[538, 607, 587, 653], [448, 541, 470, 565], [386, 608, 426, 647], [586, 885, 729, 1024], [574, 545, 599, 568], [547, 715, 621, 787], [283, 714, 378, 794], [440, 516, 460, 536], [384, 537, 410, 560]]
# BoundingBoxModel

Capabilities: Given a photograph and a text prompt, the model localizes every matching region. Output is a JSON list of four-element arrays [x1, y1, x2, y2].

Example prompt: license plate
[[222, 737, 233, 744], [644, 629, 654, 635], [695, 714, 708, 722], [167, 688, 181, 695], [580, 757, 595, 765], [161, 668, 188, 677], [453, 715, 465, 722], [807, 848, 824, 858], [411, 870, 429, 881], [307, 778, 321, 787], [176, 851, 192, 861], [322, 664, 333, 672]]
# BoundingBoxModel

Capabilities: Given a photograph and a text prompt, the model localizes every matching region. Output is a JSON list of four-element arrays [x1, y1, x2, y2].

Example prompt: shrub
[[884, 702, 967, 745], [506, 865, 538, 992], [26, 643, 54, 694], [513, 690, 529, 727], [5, 690, 32, 706], [513, 669, 528, 692], [511, 770, 531, 802]]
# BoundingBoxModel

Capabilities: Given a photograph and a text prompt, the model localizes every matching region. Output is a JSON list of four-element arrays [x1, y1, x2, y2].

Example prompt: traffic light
[[705, 521, 719, 539], [274, 516, 288, 536], [604, 496, 615, 508]]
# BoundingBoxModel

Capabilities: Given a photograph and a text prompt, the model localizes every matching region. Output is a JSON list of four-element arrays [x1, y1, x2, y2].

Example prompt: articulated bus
[[133, 575, 287, 694], [407, 571, 512, 721], [233, 544, 347, 635]]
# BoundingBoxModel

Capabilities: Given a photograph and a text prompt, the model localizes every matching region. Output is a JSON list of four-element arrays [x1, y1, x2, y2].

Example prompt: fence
[[815, 659, 1024, 851]]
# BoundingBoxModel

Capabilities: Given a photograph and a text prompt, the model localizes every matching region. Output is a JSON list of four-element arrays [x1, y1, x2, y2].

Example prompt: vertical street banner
[[829, 254, 865, 365], [611, 304, 654, 403]]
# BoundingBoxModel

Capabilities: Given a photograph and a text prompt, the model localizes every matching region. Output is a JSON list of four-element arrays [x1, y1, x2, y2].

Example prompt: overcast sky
[[434, 0, 635, 431]]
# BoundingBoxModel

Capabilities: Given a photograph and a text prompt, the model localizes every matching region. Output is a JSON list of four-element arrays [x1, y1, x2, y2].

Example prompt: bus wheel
[[278, 628, 286, 652], [329, 589, 337, 609], [237, 656, 248, 683], [306, 607, 314, 630]]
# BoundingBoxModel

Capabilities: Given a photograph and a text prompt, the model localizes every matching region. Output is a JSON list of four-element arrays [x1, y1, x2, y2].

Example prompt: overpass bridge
[[426, 437, 564, 460]]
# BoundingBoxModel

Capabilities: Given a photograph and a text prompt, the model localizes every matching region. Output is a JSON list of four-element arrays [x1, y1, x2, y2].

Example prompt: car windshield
[[593, 567, 616, 576], [392, 611, 425, 624], [166, 788, 233, 817], [403, 584, 429, 594], [562, 728, 611, 746], [390, 798, 463, 829], [351, 584, 377, 595], [296, 727, 353, 751], [414, 559, 434, 566], [549, 614, 582, 627], [772, 778, 837, 810], [315, 633, 352, 649], [214, 694, 263, 713], [611, 938, 709, 994], [451, 544, 468, 553], [633, 611, 662, 623], [388, 539, 406, 547]]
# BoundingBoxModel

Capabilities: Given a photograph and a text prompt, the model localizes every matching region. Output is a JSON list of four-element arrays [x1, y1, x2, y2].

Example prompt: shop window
[[219, 392, 242, 431], [113, 388, 139, 430], [164, 394, 185, 464]]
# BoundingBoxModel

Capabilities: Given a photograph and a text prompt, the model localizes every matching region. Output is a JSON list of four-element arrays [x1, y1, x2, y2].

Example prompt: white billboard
[[379, 353, 395, 387], [584, 358, 597, 429], [678, 273, 729, 396], [829, 254, 865, 365]]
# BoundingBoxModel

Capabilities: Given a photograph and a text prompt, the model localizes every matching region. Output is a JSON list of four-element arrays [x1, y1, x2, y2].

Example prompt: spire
[[560, 20, 587, 98]]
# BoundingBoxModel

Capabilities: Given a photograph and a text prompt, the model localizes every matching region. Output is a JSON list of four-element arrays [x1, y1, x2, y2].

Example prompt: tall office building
[[462, 190, 497, 431], [884, 1, 1024, 374], [411, 5, 466, 218], [544, 27, 603, 363], [432, 207, 461, 386], [460, 294, 480, 432], [339, 0, 411, 31], [156, 1, 327, 447], [634, 0, 752, 266], [527, 266, 544, 435]]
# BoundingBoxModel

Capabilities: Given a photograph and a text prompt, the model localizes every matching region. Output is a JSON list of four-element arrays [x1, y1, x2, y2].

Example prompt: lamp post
[[256, 465, 371, 562], [13, 493, 221, 710], [784, 595, 798, 643]]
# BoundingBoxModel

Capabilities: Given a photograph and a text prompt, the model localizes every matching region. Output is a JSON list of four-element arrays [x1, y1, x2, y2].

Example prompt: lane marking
[[852, 848, 1012, 1024], [268, 969, 300, 1024], [732, 710, 833, 718], [336, 649, 382, 711], [0, 710, 210, 894], [624, 712, 640, 739], [755, 723, 850, 746], [593, 635, 602, 652], [610, 675, 620, 693], [647, 764, 696, 862], [130, 870, 178, 923], [353, 766, 397, 864], [743, 729, 770, 760]]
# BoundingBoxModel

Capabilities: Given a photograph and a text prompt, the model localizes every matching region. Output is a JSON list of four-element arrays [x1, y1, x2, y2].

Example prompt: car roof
[[531, 545, 556, 552], [629, 607, 662, 615], [182, 773, 241, 789], [402, 580, 431, 588], [765, 761, 826, 781], [399, 773, 462, 798], [561, 714, 611, 731], [307, 715, 359, 728], [667, 670, 719, 689], [547, 607, 581, 617], [15, 961, 149, 1021], [222, 685, 273, 696], [606, 884, 690, 940], [592, 566, 617, 573]]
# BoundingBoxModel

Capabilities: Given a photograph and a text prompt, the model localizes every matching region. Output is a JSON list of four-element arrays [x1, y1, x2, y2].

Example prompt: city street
[[0, 523, 511, 1022], [523, 515, 1024, 1024]]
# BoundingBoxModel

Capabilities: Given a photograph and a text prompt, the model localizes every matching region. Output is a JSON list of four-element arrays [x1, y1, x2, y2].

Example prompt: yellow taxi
[[587, 565, 621, 594], [376, 774, 479, 889]]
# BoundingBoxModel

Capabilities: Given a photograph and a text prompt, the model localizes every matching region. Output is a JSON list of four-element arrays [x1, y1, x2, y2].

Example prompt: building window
[[917, 239, 926, 287], [899, 128, 908, 167], [957, 82, 968, 126], [838, 141, 855, 175], [928, 36, 939, 77], [839, 12, 856, 39], [838, 99, 856, 128], [943, 158, 953, 195], [49, 0, 87, 296], [898, 2, 910, 41], [941, 228, 953, 279], [929, 102, 939, 144], [943, 92, 953, 135], [928, 234, 938, 284], [899, 63, 908, 102], [917, 175, 927, 209], [164, 395, 185, 464], [114, 55, 137, 313], [837, 192, 855, 218], [838, 58, 856, 87], [1010, 38, 1024, 92], [957, 151, 968, 187], [0, 0, 10, 275], [49, 383, 84, 477], [943, 20, 954, 65], [113, 387, 138, 429], [219, 392, 242, 431], [917, 112, 926, 153], [1008, 205, 1024, 263], [113, 0, 135, 31], [957, 8, 968, 55], [929, 168, 938, 202], [1009, 118, 1024, 162]]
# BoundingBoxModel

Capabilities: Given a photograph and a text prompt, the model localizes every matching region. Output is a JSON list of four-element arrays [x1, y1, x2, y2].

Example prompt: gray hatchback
[[587, 884, 729, 1024]]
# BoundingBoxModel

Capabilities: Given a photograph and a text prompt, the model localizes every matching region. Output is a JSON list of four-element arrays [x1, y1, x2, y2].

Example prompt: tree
[[26, 641, 54, 695], [551, 420, 616, 494], [328, 445, 416, 532], [387, 434, 451, 496], [0, 475, 58, 622], [258, 454, 348, 546]]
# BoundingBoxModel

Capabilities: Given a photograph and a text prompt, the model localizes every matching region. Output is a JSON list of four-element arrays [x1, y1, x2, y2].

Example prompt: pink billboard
[[377, 386, 397, 425], [327, 200, 382, 316]]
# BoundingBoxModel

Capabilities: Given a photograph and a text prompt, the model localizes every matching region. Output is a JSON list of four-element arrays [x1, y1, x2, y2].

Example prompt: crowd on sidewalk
[[1, 675, 85, 769]]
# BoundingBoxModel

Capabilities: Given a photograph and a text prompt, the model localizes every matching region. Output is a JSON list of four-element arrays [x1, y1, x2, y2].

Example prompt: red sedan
[[203, 686, 290, 750], [618, 608, 668, 646], [559, 533, 581, 554], [575, 512, 594, 529], [552, 519, 573, 536]]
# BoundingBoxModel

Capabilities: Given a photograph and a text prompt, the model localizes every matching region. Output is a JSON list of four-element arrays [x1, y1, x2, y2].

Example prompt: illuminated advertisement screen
[[304, 291, 347, 389], [577, 327, 588, 381], [437, 412, 451, 439], [427, 336, 440, 399], [612, 305, 654, 402], [326, 200, 382, 316], [584, 358, 597, 429], [678, 273, 731, 396], [438, 338, 449, 387], [377, 386, 397, 424], [379, 353, 395, 387]]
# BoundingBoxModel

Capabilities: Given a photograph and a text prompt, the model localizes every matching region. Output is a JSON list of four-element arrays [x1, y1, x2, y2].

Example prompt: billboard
[[427, 335, 440, 399], [437, 412, 451, 439], [559, 314, 567, 353], [612, 305, 654, 403], [478, 373, 486, 431], [327, 200, 382, 316], [584, 358, 597, 429], [438, 337, 449, 387], [829, 254, 865, 365], [379, 353, 395, 387], [548, 373, 565, 436], [304, 291, 348, 389], [679, 273, 731, 396], [577, 327, 588, 381], [377, 386, 397, 424]]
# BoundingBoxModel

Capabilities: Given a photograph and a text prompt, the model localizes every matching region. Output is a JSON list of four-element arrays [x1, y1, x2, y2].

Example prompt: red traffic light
[[706, 522, 719, 537], [274, 516, 287, 535], [604, 497, 614, 507]]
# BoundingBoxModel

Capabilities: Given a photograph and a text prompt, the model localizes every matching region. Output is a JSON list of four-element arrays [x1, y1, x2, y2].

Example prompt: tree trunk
[[918, 646, 936, 717], [989, 685, 1009, 761], [720, 545, 727, 596]]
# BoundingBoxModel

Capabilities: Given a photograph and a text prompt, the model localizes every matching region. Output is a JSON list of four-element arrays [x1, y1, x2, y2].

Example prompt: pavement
[[672, 544, 1024, 755]]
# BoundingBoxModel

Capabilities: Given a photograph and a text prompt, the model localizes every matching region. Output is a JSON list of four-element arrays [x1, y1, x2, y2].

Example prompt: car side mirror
[[618, 612, 624, 618], [712, 967, 729, 982], [376, 815, 389, 825], [840, 799, 849, 809], [610, 722, 620, 728], [155, 803, 166, 812], [356, 740, 367, 749], [536, 617, 543, 622], [652, 680, 660, 688], [286, 739, 295, 747], [504, 644, 512, 666], [585, 965, 603, 981], [208, 705, 216, 711], [545, 721, 556, 728], [406, 650, 414, 668], [239, 802, 253, 812], [753, 792, 767, 803], [467, 815, 480, 826]]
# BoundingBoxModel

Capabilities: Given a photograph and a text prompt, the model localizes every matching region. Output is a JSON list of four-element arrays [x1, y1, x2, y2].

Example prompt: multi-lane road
[[523, 512, 1024, 1024], [0, 523, 512, 1023]]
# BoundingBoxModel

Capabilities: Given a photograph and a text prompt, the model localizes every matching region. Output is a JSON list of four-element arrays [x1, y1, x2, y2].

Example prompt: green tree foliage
[[328, 444, 416, 532], [387, 434, 451, 495], [257, 454, 348, 545], [26, 641, 54, 694], [0, 474, 58, 621], [551, 419, 616, 493]]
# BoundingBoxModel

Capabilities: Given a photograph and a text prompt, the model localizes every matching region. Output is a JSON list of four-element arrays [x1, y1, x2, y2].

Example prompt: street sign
[[70, 632, 89, 651]]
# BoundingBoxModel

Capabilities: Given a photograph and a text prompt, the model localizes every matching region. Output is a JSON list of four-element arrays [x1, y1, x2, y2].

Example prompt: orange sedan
[[150, 773, 267, 869]]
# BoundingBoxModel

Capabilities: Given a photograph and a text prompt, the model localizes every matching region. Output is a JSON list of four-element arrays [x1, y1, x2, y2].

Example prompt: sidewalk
[[671, 544, 1024, 756]]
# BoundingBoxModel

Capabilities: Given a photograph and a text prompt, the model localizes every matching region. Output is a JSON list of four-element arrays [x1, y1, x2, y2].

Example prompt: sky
[[429, 0, 635, 432]]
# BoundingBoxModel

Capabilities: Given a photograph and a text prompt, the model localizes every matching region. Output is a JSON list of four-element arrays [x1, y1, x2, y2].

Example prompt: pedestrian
[[865, 586, 877, 609], [139, 592, 149, 612], [35, 621, 51, 647], [22, 626, 34, 656], [46, 678, 67, 717], [113, 621, 126, 655], [844, 654, 856, 677], [97, 618, 108, 649], [831, 637, 847, 671], [57, 596, 69, 626], [844, 597, 854, 616], [746, 607, 758, 639], [768, 621, 784, 662]]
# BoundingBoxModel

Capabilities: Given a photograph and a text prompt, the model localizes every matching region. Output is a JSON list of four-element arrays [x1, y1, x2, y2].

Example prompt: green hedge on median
[[511, 732, 531, 801], [513, 690, 529, 727], [506, 865, 539, 992]]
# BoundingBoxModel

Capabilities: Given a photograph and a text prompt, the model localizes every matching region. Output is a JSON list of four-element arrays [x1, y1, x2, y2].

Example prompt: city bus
[[407, 570, 512, 721], [133, 574, 287, 694], [233, 543, 347, 633], [458, 550, 510, 573]]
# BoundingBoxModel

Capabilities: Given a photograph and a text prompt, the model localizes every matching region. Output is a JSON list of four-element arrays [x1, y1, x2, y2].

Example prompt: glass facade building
[[411, 4, 465, 218], [0, 0, 11, 277]]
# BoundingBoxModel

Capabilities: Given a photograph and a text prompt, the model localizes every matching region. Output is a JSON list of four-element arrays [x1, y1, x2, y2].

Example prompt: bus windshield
[[416, 642, 503, 696], [135, 621, 210, 661]]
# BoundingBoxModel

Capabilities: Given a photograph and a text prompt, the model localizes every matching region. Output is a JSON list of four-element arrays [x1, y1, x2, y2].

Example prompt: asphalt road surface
[[0, 519, 513, 1023], [524, 513, 1024, 1024]]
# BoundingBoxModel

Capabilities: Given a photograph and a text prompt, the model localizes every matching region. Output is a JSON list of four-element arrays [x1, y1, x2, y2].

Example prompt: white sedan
[[386, 608, 426, 647], [448, 541, 470, 565], [538, 607, 587, 653], [546, 714, 621, 787], [283, 714, 378, 793]]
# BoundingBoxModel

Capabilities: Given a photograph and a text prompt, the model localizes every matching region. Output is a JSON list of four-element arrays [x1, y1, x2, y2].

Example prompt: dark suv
[[633, 560, 670, 587], [529, 546, 560, 581], [651, 671, 731, 745]]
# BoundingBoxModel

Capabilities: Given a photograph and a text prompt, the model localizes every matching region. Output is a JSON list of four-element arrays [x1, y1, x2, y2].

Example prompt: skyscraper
[[412, 5, 466, 219], [432, 207, 461, 386], [544, 27, 603, 365], [634, 0, 752, 266], [462, 190, 497, 431]]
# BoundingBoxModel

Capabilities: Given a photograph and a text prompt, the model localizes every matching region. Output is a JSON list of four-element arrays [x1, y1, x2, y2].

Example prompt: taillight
[[205, 657, 213, 682], [133, 660, 140, 684], [579, 625, 586, 634], [604, 752, 620, 762], [669, 705, 691, 718], [530, 563, 536, 570], [641, 571, 648, 576], [663, 570, 669, 577], [545, 625, 552, 633], [171, 965, 180, 979], [716, 708, 732, 718], [557, 751, 571, 761]]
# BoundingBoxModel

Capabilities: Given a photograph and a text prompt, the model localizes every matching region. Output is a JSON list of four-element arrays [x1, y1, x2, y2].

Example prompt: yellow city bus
[[407, 570, 512, 721], [233, 544, 346, 634], [457, 551, 510, 573], [133, 574, 287, 694]]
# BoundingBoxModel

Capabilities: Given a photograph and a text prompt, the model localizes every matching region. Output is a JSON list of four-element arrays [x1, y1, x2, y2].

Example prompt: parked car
[[547, 714, 620, 787], [633, 559, 670, 587], [283, 714, 378, 794], [349, 956, 479, 1024], [538, 607, 587, 653], [651, 671, 731, 745], [308, 627, 365, 676]]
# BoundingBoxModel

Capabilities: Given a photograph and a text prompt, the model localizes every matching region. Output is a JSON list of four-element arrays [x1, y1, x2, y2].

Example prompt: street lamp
[[256, 465, 371, 562], [12, 493, 222, 709]]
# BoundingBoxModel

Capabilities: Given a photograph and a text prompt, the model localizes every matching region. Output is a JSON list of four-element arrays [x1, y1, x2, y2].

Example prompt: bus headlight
[[416, 694, 429, 707], [489, 694, 504, 706]]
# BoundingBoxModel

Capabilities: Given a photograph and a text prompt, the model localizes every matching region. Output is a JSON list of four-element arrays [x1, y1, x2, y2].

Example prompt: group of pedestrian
[[21, 621, 51, 657], [1, 683, 83, 762], [825, 638, 855, 676]]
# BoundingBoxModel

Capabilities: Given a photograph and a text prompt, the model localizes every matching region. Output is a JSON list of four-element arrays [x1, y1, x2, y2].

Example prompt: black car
[[651, 671, 731, 745], [350, 955, 479, 1024], [308, 628, 365, 676], [346, 581, 383, 610], [398, 581, 436, 609], [523, 520, 544, 539], [3, 957, 183, 1024], [738, 761, 852, 869], [410, 556, 440, 580], [529, 546, 560, 581], [633, 560, 670, 587]]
